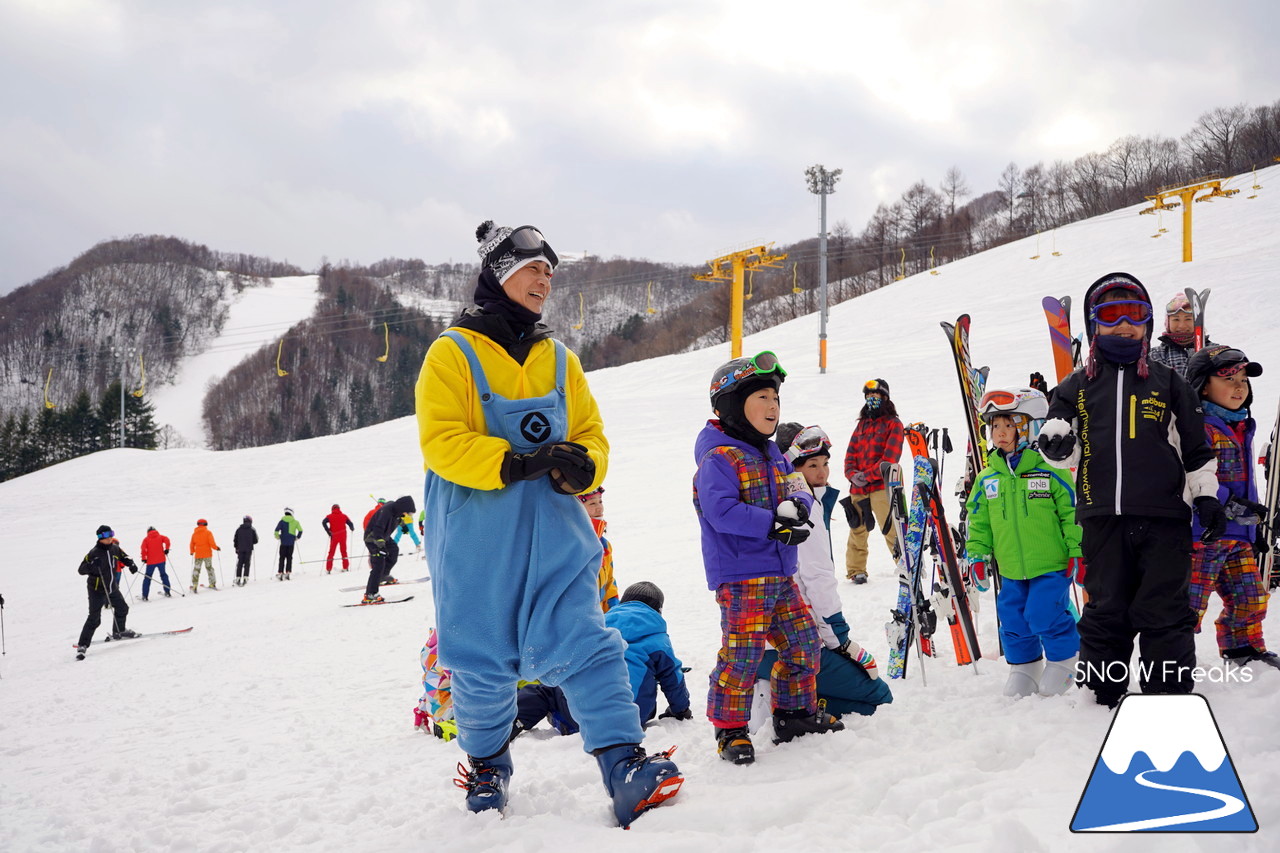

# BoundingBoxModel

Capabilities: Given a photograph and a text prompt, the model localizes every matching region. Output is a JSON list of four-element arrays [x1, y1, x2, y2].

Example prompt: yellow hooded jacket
[[415, 327, 608, 493]]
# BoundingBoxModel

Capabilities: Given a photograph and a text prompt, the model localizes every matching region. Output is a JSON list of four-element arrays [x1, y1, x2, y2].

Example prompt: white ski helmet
[[978, 386, 1048, 450]]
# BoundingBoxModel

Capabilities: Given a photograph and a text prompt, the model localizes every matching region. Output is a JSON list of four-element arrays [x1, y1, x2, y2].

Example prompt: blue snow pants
[[424, 332, 643, 759], [997, 572, 1080, 665]]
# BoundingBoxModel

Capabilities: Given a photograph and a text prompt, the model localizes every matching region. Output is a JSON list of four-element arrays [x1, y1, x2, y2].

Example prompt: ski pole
[[1, 593, 7, 658], [216, 550, 226, 589], [120, 568, 137, 604]]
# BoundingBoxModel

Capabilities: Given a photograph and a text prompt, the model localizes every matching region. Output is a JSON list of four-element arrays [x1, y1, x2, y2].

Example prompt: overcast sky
[[2, 0, 1278, 293]]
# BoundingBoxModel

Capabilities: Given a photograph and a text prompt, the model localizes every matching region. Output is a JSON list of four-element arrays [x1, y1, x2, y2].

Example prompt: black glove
[[502, 443, 594, 488], [1194, 496, 1228, 544], [839, 496, 858, 528], [857, 497, 876, 532], [1037, 432, 1076, 463], [128, 562, 139, 575], [0, 593, 5, 607], [768, 514, 812, 546], [548, 443, 596, 495], [163, 548, 170, 555], [658, 706, 693, 721], [1029, 371, 1049, 395], [1224, 496, 1269, 525]]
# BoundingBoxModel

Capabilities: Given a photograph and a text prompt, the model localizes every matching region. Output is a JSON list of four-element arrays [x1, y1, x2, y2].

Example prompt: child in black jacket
[[1038, 273, 1226, 707]]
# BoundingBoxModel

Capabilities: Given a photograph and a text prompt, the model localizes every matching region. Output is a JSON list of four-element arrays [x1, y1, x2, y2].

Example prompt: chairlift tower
[[1138, 177, 1239, 262], [693, 244, 788, 359]]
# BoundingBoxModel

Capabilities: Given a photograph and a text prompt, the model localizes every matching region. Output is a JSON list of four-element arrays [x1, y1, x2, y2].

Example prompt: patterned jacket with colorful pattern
[[1192, 414, 1258, 544], [692, 420, 812, 589]]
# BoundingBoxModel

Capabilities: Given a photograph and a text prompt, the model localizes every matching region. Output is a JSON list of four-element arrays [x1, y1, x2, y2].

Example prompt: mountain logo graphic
[[1071, 694, 1257, 832]]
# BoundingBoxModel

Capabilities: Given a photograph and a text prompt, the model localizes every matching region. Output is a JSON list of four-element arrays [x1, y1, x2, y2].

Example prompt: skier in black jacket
[[1038, 273, 1226, 706], [233, 516, 258, 587], [361, 495, 416, 604], [76, 525, 141, 658]]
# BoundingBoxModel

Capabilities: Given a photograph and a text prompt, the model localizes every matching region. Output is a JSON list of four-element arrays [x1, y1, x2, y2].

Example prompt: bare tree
[[940, 166, 970, 219], [1182, 104, 1249, 176], [997, 162, 1022, 233]]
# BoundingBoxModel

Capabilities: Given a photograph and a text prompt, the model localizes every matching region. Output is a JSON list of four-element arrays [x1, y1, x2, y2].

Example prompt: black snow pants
[[78, 587, 129, 647], [1077, 515, 1198, 704], [363, 539, 400, 597], [278, 543, 295, 574]]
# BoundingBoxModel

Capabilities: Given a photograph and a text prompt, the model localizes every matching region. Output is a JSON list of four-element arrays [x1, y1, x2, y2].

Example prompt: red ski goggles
[[1090, 299, 1153, 327]]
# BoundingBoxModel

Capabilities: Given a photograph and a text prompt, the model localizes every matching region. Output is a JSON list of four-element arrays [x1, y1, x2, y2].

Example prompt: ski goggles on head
[[1205, 347, 1261, 378], [1090, 299, 1153, 327], [709, 350, 787, 398], [1165, 296, 1192, 316], [506, 225, 559, 268], [97, 529, 115, 540], [784, 425, 832, 462], [576, 486, 605, 502], [978, 389, 1020, 412], [862, 379, 888, 396]]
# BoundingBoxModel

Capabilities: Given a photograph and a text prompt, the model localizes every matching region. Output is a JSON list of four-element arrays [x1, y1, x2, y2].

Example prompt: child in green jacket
[[965, 387, 1083, 697]]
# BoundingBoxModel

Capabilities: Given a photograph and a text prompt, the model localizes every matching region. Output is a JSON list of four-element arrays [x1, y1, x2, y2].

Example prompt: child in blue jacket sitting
[[605, 582, 692, 723]]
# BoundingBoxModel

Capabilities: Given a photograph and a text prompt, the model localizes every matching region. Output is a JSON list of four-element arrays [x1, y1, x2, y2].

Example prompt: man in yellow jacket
[[416, 220, 681, 827]]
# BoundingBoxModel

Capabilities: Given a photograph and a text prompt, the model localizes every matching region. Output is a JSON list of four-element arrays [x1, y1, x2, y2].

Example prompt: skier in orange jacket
[[190, 519, 221, 592]]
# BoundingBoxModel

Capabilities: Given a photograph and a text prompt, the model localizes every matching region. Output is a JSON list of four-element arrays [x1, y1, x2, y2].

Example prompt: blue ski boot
[[454, 749, 513, 814], [595, 744, 683, 828]]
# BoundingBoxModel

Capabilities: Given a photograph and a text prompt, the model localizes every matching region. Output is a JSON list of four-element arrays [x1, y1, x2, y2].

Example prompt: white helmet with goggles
[[979, 386, 1048, 450]]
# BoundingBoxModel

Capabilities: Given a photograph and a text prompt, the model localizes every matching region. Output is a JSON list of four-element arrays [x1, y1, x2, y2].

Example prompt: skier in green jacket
[[965, 387, 1082, 698]]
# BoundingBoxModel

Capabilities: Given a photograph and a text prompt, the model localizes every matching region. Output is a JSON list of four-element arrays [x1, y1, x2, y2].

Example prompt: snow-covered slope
[[3, 169, 1280, 852], [149, 275, 322, 446]]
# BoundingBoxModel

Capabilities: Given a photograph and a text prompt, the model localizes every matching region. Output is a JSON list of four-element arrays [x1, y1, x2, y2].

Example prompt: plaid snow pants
[[1190, 539, 1270, 654], [708, 576, 819, 726]]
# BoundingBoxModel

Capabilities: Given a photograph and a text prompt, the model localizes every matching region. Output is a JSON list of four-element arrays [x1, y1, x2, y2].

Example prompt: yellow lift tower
[[694, 244, 788, 359], [1139, 178, 1239, 262]]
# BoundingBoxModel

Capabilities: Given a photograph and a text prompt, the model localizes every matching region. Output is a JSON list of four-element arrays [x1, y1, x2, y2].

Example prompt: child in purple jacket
[[693, 350, 844, 766], [1185, 345, 1278, 670]]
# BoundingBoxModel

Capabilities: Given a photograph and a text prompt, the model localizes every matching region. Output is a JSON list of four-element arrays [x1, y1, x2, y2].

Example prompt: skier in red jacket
[[139, 526, 173, 600], [323, 504, 355, 573]]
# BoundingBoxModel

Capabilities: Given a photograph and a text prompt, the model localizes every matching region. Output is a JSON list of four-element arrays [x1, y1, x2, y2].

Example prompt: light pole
[[805, 165, 842, 373]]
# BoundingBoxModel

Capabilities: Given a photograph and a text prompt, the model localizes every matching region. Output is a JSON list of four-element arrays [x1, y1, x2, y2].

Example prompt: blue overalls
[[424, 331, 643, 759]]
